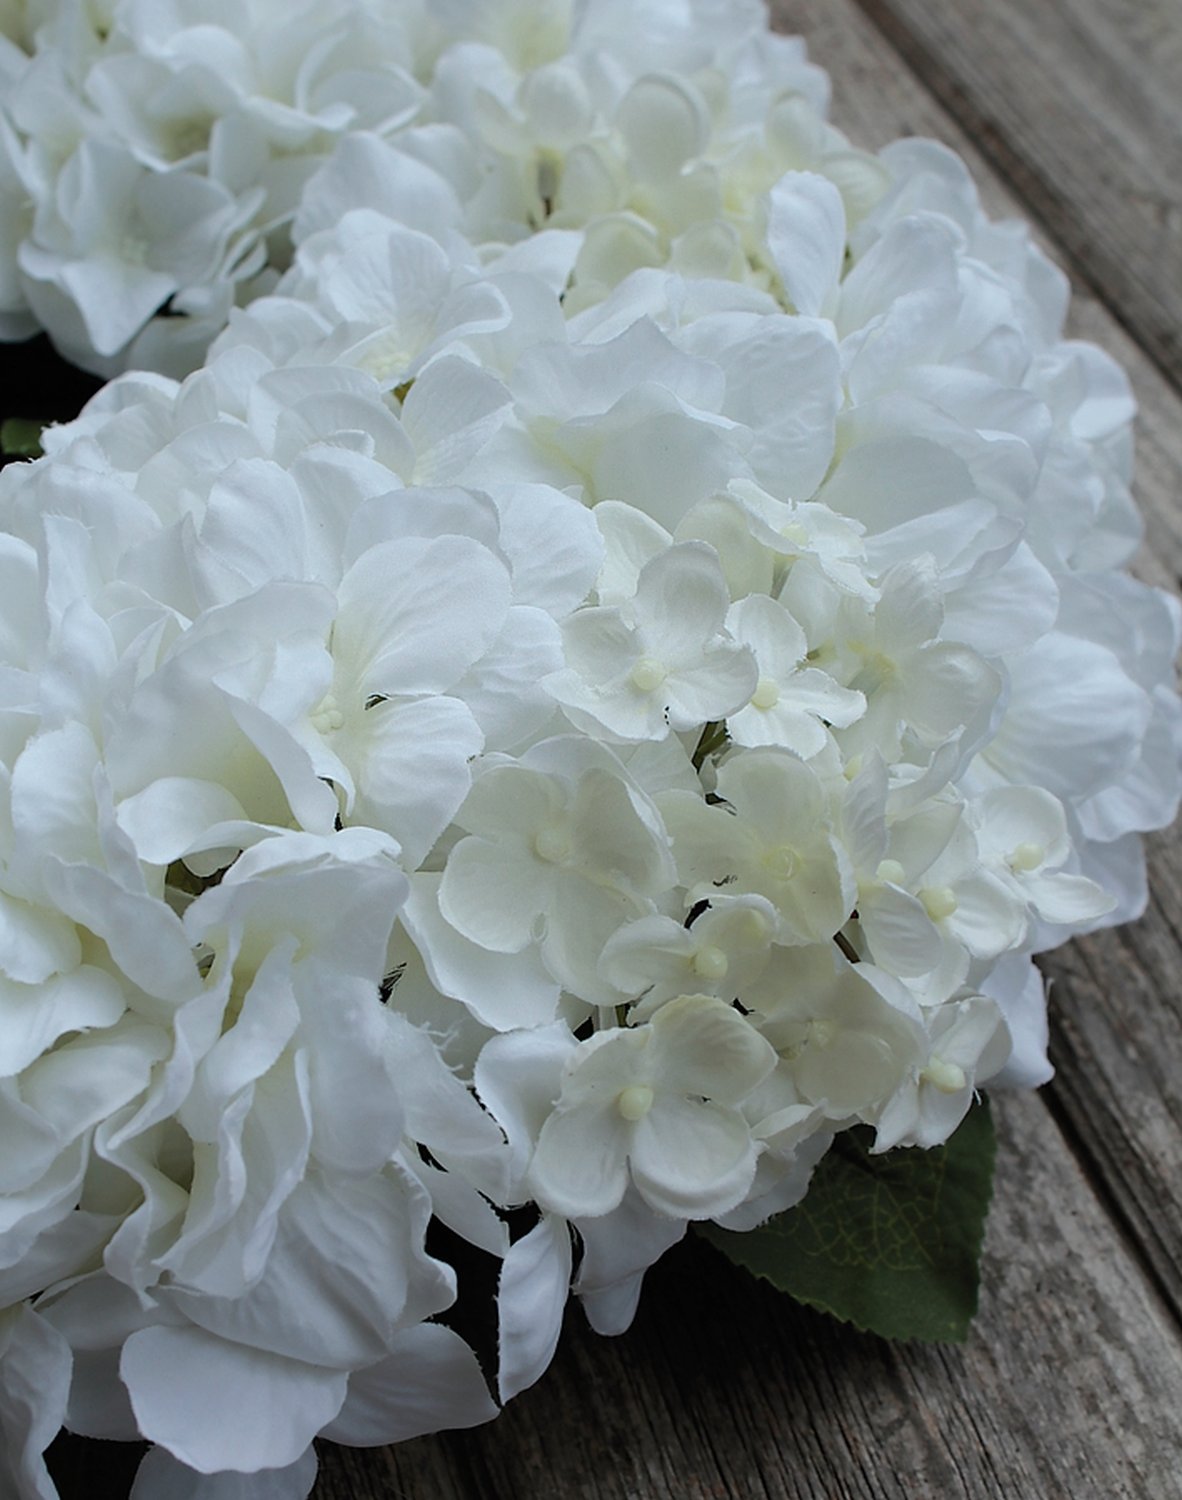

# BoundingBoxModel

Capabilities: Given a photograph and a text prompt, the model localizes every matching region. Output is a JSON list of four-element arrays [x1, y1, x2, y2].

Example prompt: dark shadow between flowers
[[1, 334, 104, 470]]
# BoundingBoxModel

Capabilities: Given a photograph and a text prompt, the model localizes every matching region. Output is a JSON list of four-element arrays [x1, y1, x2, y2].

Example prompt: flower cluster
[[1, 0, 858, 374], [1, 2, 1179, 1497]]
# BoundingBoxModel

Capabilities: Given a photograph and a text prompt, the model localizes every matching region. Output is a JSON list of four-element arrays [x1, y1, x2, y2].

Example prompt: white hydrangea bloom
[[659, 749, 856, 945], [544, 542, 757, 741], [725, 591, 865, 756], [748, 944, 927, 1121], [599, 893, 779, 1018], [0, 1, 1178, 1488], [872, 993, 1011, 1152], [528, 992, 776, 1219], [438, 752, 676, 1005], [0, 0, 435, 373]]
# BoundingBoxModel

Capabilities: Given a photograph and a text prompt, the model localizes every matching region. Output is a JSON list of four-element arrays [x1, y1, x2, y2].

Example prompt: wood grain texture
[[1041, 830, 1182, 1320], [846, 0, 1182, 390]]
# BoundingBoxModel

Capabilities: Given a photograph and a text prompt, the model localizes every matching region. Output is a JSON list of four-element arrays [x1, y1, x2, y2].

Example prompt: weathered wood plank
[[303, 1092, 1182, 1500], [846, 0, 1182, 391], [767, 0, 1182, 1323], [1041, 828, 1182, 1317]]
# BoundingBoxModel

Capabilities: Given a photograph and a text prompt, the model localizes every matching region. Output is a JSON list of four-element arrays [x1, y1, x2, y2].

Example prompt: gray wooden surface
[[46, 1, 1182, 1495]]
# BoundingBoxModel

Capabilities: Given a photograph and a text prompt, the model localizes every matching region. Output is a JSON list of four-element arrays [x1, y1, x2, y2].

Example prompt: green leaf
[[0, 417, 47, 459], [699, 1098, 996, 1343]]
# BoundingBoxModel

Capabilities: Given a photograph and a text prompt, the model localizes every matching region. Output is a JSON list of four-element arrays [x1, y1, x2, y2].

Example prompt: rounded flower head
[[0, 0, 1179, 1487]]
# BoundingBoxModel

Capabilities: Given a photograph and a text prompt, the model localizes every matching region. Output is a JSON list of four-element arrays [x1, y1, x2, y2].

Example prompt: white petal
[[615, 75, 707, 182], [490, 482, 603, 617], [559, 606, 638, 684], [988, 633, 1151, 802], [116, 779, 250, 866], [1024, 872, 1114, 926], [335, 536, 510, 696], [383, 1012, 509, 1201], [721, 320, 840, 498], [170, 1163, 436, 1366], [402, 875, 560, 1032], [129, 1445, 318, 1500], [860, 885, 942, 976], [0, 966, 125, 1078], [0, 1305, 72, 1500], [568, 768, 674, 895], [634, 542, 730, 656], [947, 871, 1026, 959], [475, 1024, 577, 1193], [401, 357, 511, 485], [0, 892, 82, 989], [294, 136, 462, 244], [572, 1188, 686, 1335], [943, 542, 1059, 656], [455, 764, 567, 841], [765, 170, 846, 317], [980, 954, 1052, 1088], [321, 1324, 497, 1445], [121, 1325, 348, 1475], [903, 642, 1000, 744], [42, 863, 197, 1005], [346, 695, 483, 868], [497, 1215, 572, 1402], [649, 994, 776, 1105], [531, 1099, 631, 1219], [192, 460, 312, 602], [665, 641, 758, 730], [439, 835, 550, 953], [630, 1097, 757, 1218]]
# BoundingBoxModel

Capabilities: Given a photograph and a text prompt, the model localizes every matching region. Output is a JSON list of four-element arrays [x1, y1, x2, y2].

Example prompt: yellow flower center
[[919, 885, 958, 921], [309, 694, 345, 734], [764, 844, 799, 881], [629, 656, 667, 692], [691, 944, 729, 981], [617, 1084, 655, 1121], [1008, 841, 1045, 872], [751, 677, 780, 710], [921, 1058, 967, 1094], [533, 827, 571, 863]]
